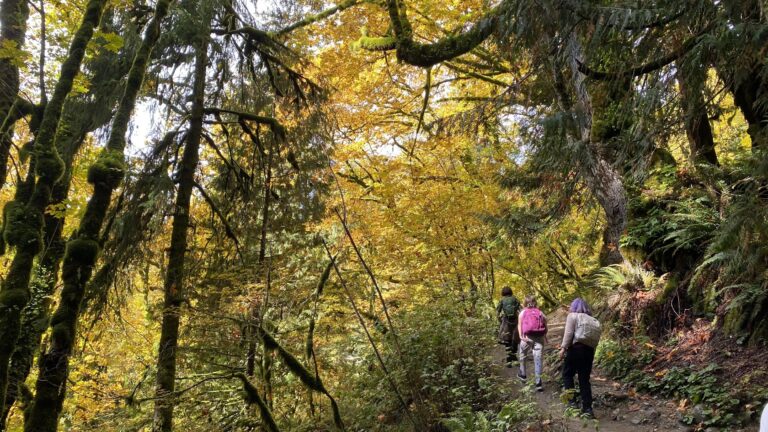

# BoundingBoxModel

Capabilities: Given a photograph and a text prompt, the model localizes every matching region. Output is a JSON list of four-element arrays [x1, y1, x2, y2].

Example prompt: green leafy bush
[[337, 298, 514, 430], [442, 400, 538, 432], [594, 336, 654, 379], [597, 337, 747, 427], [635, 364, 741, 427]]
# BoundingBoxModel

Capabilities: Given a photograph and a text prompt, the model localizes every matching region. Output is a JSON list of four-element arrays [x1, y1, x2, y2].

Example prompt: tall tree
[[0, 0, 109, 415], [0, 23, 134, 426], [24, 1, 174, 429], [152, 12, 209, 431]]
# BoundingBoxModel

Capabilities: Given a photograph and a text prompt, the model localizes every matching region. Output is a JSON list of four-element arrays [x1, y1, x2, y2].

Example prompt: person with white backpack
[[559, 298, 601, 419]]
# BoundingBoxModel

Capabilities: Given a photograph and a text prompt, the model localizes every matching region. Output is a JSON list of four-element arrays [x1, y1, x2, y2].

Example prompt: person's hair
[[501, 286, 512, 297], [524, 295, 536, 308], [569, 298, 592, 315]]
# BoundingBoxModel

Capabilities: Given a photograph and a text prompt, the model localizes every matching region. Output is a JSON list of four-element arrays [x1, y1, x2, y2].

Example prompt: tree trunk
[[246, 140, 273, 377], [729, 67, 768, 151], [0, 0, 31, 190], [677, 63, 718, 166], [0, 44, 131, 424], [0, 0, 109, 416], [1, 156, 71, 430], [720, 0, 768, 151], [562, 35, 627, 266], [24, 1, 173, 429], [590, 158, 627, 266], [152, 26, 207, 432]]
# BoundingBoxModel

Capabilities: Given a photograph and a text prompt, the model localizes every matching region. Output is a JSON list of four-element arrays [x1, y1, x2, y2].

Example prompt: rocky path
[[492, 308, 691, 431]]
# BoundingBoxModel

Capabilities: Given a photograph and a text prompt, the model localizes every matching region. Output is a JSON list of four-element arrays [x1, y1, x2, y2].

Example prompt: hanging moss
[[314, 259, 334, 298], [236, 374, 280, 432], [87, 149, 126, 188], [260, 330, 345, 430], [261, 331, 325, 393], [305, 317, 316, 361]]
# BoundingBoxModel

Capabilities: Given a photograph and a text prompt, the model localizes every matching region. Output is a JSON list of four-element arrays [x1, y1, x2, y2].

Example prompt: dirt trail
[[492, 309, 690, 431]]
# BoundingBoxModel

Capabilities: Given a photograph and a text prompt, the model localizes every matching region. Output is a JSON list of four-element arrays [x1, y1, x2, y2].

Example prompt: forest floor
[[491, 308, 750, 432]]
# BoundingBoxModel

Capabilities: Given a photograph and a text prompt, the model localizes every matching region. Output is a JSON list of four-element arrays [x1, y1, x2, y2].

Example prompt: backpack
[[520, 308, 546, 336], [500, 296, 520, 318], [573, 313, 602, 348]]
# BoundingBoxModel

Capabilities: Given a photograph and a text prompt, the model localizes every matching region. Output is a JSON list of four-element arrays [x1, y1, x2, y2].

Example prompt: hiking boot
[[517, 372, 527, 382], [535, 380, 543, 392], [581, 409, 595, 419]]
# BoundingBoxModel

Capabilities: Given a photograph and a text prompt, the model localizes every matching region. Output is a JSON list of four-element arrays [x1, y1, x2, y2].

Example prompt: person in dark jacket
[[496, 286, 520, 366], [559, 298, 596, 418]]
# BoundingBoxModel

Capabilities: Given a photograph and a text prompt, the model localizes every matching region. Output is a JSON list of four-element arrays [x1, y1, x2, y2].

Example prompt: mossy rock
[[87, 149, 126, 189], [3, 201, 43, 251]]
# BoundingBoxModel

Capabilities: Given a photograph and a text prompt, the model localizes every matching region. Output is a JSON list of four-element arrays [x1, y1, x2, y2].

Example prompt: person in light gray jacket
[[559, 298, 596, 418]]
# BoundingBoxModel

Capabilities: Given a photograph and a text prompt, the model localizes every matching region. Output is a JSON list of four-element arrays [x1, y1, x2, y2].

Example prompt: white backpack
[[573, 313, 602, 348]]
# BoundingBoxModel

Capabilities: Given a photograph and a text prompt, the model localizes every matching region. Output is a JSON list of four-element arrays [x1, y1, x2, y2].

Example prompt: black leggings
[[562, 343, 595, 411]]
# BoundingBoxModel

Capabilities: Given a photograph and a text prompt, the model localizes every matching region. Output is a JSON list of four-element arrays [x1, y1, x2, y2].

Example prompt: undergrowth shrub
[[338, 298, 517, 430], [633, 364, 741, 427], [597, 336, 751, 427], [442, 400, 538, 432], [594, 336, 654, 379]]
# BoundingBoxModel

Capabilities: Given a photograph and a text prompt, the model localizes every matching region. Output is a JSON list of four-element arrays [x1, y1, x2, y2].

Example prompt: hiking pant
[[504, 326, 519, 363], [562, 343, 595, 412], [519, 334, 545, 383]]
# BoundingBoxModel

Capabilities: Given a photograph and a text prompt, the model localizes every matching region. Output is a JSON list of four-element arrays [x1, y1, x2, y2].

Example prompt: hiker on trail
[[517, 295, 547, 391], [496, 286, 521, 366], [559, 298, 602, 419]]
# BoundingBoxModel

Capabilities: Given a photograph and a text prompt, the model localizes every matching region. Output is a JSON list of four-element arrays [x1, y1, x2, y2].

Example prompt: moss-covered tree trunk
[[561, 36, 628, 266], [588, 158, 627, 266], [152, 27, 208, 432], [720, 0, 768, 151], [1, 45, 131, 424], [0, 0, 31, 190], [24, 1, 173, 430], [0, 0, 109, 416], [1, 143, 75, 430], [677, 63, 718, 166], [729, 66, 768, 151]]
